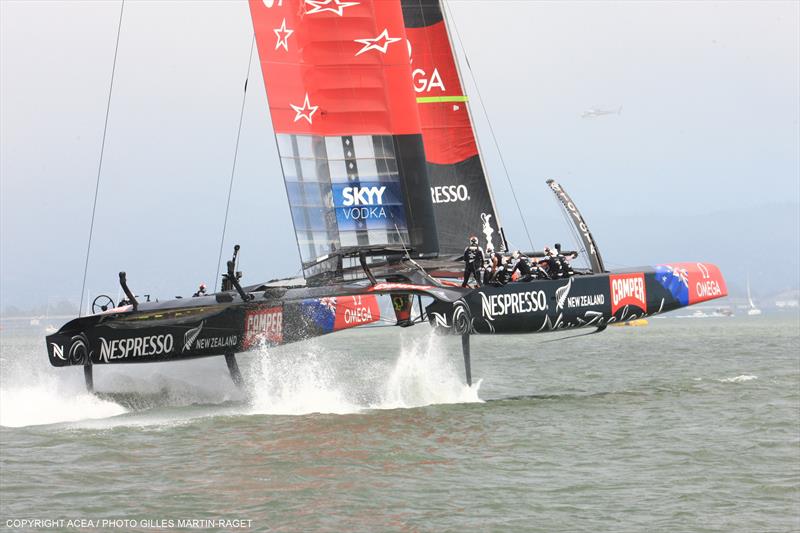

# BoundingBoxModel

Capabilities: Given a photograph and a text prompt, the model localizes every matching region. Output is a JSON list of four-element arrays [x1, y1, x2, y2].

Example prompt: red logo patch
[[609, 273, 647, 314], [333, 295, 380, 330], [669, 262, 728, 304], [243, 306, 283, 349]]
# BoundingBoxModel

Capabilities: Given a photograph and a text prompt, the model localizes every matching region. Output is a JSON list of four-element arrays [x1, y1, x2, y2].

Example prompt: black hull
[[46, 262, 727, 369], [426, 264, 728, 335], [45, 277, 467, 368]]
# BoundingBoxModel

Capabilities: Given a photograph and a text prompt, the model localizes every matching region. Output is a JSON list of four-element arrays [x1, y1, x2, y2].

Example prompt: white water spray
[[247, 345, 361, 415], [245, 330, 481, 416], [0, 374, 126, 428], [377, 332, 482, 409]]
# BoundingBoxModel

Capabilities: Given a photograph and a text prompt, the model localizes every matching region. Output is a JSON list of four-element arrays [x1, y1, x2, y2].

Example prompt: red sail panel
[[406, 20, 478, 165], [401, 1, 501, 255], [249, 0, 421, 136]]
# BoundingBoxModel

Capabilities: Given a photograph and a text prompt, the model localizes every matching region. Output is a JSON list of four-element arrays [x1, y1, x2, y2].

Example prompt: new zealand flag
[[300, 297, 337, 333], [655, 265, 689, 306]]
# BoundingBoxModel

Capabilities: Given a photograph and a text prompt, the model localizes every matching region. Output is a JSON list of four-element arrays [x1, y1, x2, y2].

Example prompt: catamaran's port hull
[[426, 263, 727, 335], [45, 293, 388, 367], [44, 279, 467, 368]]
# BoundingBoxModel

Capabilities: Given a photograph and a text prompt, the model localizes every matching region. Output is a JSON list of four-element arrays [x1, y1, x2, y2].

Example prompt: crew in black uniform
[[542, 247, 562, 279], [556, 251, 575, 278], [462, 236, 484, 287], [482, 245, 495, 285], [494, 257, 514, 286], [531, 259, 551, 280], [510, 250, 534, 282]]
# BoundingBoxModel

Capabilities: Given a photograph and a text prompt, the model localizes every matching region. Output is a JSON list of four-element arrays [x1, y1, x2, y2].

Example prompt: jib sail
[[249, 0, 439, 280], [401, 0, 502, 255]]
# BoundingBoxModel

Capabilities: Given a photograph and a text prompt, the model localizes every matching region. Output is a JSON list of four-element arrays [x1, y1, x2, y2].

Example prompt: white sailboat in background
[[747, 276, 762, 316]]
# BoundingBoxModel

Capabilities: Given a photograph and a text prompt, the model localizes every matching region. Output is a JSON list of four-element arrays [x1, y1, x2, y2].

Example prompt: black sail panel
[[427, 155, 500, 255]]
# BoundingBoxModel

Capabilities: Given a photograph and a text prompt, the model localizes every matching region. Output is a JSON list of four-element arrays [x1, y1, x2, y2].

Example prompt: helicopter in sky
[[581, 106, 623, 119]]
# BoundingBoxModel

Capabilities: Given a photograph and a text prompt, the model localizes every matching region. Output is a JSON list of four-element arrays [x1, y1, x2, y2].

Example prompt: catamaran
[[45, 0, 728, 392]]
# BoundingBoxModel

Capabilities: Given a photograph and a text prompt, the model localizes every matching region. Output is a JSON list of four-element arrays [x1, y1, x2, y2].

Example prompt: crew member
[[531, 259, 551, 280], [494, 257, 514, 286], [483, 245, 495, 285], [493, 248, 505, 275], [542, 247, 562, 279], [462, 236, 484, 287], [193, 282, 207, 297], [556, 250, 575, 278], [511, 250, 534, 282]]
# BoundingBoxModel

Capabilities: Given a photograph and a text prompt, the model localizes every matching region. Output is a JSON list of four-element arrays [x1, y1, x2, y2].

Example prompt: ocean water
[[1, 315, 798, 532]]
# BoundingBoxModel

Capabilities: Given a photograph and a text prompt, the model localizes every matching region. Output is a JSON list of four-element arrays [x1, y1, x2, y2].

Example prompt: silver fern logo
[[555, 278, 573, 310], [183, 321, 204, 353]]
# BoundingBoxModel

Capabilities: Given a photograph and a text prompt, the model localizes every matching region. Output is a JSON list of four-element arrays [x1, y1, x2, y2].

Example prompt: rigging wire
[[442, 0, 535, 251], [78, 0, 125, 317], [214, 35, 256, 292]]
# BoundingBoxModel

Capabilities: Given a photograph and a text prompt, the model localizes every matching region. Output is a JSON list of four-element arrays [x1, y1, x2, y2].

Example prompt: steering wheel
[[92, 294, 115, 314]]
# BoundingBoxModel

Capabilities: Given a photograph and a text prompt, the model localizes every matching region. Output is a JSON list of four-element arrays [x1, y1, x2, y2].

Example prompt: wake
[[0, 329, 480, 428]]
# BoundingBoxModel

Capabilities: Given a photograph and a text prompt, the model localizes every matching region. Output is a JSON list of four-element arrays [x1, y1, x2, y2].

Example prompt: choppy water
[[1, 315, 798, 532]]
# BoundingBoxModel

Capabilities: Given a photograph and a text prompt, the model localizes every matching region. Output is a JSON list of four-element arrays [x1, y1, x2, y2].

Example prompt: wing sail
[[249, 0, 439, 279]]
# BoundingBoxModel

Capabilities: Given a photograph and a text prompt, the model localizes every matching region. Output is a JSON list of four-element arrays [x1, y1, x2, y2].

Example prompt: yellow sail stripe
[[415, 95, 469, 104]]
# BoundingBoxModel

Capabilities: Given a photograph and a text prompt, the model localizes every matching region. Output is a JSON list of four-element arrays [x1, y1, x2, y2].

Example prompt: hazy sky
[[1, 0, 798, 310]]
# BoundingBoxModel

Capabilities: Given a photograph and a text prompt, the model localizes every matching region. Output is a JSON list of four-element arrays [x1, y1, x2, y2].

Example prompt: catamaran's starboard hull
[[426, 263, 727, 335]]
